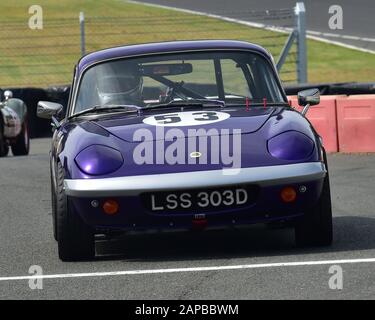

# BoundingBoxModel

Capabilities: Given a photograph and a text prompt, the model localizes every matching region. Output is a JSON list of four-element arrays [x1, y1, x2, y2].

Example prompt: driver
[[95, 61, 144, 106]]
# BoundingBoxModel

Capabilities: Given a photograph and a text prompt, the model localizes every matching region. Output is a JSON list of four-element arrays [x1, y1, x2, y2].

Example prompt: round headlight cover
[[75, 145, 123, 175], [268, 131, 314, 161]]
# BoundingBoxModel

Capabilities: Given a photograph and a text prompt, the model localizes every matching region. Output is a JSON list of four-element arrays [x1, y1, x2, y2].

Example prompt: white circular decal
[[143, 111, 230, 127]]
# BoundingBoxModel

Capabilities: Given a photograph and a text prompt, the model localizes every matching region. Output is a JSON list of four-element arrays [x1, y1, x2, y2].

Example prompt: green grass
[[0, 0, 374, 87], [307, 40, 375, 83]]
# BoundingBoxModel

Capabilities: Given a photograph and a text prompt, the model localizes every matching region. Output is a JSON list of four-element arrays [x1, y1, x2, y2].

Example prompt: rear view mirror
[[141, 63, 193, 76], [37, 101, 63, 119], [297, 88, 320, 115]]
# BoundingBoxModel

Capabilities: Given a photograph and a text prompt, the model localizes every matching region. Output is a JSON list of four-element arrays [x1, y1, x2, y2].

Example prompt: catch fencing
[[0, 2, 306, 88]]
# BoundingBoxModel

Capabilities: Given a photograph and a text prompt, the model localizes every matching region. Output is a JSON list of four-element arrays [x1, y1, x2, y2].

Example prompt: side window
[[76, 68, 100, 112], [66, 66, 77, 117], [247, 56, 284, 102], [221, 59, 251, 98]]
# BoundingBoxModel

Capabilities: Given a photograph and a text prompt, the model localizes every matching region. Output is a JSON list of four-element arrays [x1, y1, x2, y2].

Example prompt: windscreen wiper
[[69, 105, 141, 119], [144, 99, 225, 111]]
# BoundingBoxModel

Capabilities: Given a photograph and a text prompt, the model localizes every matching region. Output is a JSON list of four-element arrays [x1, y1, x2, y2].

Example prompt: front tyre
[[295, 169, 333, 247], [0, 131, 9, 157], [11, 119, 30, 156], [51, 172, 58, 241], [56, 162, 94, 261], [0, 118, 9, 157]]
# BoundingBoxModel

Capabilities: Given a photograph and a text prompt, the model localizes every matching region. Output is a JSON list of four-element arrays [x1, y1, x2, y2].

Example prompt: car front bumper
[[65, 162, 326, 231], [64, 162, 326, 197]]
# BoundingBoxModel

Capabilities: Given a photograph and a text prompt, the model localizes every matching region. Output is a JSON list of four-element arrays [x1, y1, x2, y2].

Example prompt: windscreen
[[75, 51, 285, 113]]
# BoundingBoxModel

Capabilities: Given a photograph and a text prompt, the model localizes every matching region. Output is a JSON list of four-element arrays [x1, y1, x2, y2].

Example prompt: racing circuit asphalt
[[137, 0, 375, 52], [1, 138, 375, 299]]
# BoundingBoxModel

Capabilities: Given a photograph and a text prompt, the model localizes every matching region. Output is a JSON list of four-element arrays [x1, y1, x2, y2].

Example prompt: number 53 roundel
[[143, 111, 230, 127]]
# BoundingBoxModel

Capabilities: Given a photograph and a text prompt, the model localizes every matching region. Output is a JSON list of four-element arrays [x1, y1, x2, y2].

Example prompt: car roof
[[77, 40, 271, 74]]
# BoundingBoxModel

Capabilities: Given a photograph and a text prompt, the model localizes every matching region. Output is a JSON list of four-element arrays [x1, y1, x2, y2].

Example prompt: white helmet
[[4, 90, 13, 101], [96, 62, 143, 106]]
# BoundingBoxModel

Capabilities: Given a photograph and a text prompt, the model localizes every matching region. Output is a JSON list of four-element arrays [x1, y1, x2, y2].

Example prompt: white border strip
[[306, 34, 375, 54], [127, 0, 375, 55], [2, 257, 375, 281]]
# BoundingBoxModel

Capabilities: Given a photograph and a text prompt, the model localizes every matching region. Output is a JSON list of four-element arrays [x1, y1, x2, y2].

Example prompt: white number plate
[[147, 188, 249, 212]]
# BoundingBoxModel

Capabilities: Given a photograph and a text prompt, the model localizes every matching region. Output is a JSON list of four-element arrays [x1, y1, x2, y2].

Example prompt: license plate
[[142, 185, 257, 213]]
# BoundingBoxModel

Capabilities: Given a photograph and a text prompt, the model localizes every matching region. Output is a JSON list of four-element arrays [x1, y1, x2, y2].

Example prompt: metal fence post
[[295, 2, 307, 83], [276, 30, 297, 72], [80, 12, 85, 56]]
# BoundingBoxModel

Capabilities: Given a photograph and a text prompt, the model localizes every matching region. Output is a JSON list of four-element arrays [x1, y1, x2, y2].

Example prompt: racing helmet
[[96, 61, 143, 106]]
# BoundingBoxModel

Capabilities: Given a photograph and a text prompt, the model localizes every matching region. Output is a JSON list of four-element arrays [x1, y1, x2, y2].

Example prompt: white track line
[[1, 257, 375, 282], [127, 0, 375, 55], [306, 31, 375, 43], [307, 35, 375, 54]]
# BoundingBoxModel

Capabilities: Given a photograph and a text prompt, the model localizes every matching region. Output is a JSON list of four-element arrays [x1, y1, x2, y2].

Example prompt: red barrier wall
[[288, 96, 339, 153], [336, 95, 375, 152]]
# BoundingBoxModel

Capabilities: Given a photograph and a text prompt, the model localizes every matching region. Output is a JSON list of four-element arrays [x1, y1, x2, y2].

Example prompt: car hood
[[61, 106, 321, 180], [92, 107, 278, 142]]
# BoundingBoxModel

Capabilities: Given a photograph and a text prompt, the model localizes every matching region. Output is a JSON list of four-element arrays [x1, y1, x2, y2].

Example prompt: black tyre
[[0, 144, 9, 157], [55, 162, 95, 261], [51, 172, 58, 241], [0, 126, 9, 157], [295, 158, 333, 247], [0, 119, 9, 157], [11, 119, 30, 156]]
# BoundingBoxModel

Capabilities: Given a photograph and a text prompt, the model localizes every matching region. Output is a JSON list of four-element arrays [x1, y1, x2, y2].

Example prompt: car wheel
[[0, 119, 9, 157], [0, 132, 9, 157], [51, 172, 58, 241], [11, 119, 30, 156], [0, 144, 9, 157], [56, 162, 95, 261], [295, 162, 333, 247]]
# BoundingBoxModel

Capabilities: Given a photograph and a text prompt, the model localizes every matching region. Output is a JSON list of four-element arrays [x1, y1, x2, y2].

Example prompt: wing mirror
[[37, 101, 63, 119], [37, 101, 64, 129], [297, 88, 320, 116]]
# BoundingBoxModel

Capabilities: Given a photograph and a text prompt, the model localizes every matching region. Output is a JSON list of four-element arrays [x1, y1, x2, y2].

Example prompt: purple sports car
[[37, 40, 332, 261]]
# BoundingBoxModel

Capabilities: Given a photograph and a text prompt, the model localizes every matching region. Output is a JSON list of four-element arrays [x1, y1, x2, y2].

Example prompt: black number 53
[[154, 112, 219, 124]]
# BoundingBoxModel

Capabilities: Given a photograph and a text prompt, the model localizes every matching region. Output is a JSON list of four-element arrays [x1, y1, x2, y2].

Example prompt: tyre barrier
[[336, 95, 375, 152], [45, 86, 70, 117], [284, 82, 375, 96], [289, 96, 340, 153], [288, 95, 375, 153]]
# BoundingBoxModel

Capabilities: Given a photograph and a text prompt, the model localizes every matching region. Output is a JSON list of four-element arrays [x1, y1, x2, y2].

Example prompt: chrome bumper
[[64, 162, 326, 198]]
